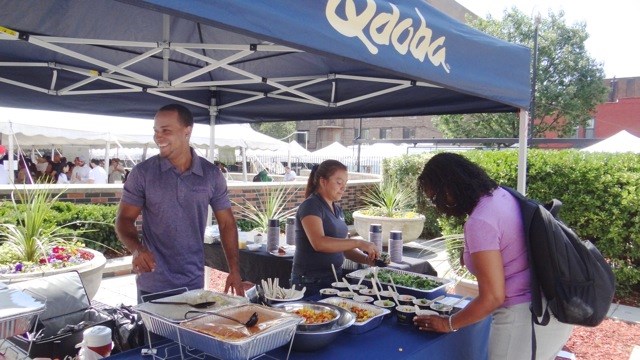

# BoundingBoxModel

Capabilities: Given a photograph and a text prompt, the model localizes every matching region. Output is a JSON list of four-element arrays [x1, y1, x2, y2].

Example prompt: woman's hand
[[357, 240, 379, 261], [413, 314, 451, 333]]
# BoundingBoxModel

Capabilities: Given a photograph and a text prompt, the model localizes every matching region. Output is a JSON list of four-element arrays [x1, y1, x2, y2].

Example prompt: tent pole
[[8, 129, 14, 184], [208, 114, 216, 163], [241, 147, 247, 182], [517, 110, 529, 194], [104, 138, 111, 175]]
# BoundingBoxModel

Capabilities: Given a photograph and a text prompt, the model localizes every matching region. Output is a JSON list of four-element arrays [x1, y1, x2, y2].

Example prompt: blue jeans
[[290, 270, 341, 300]]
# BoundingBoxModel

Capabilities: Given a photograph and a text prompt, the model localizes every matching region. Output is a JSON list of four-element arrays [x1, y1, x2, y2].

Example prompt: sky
[[456, 0, 639, 79]]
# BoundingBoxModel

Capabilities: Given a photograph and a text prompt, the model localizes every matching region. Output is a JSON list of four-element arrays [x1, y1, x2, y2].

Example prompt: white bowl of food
[[246, 243, 262, 251], [337, 291, 355, 299], [398, 294, 416, 305], [412, 298, 432, 309], [359, 288, 376, 296], [352, 295, 374, 303], [331, 281, 350, 290], [379, 290, 397, 301], [395, 305, 416, 325], [319, 288, 340, 298], [373, 299, 396, 318], [430, 302, 453, 314]]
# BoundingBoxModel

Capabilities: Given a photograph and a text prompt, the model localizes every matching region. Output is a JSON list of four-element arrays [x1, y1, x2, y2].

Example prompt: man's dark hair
[[158, 103, 194, 128], [90, 158, 101, 166], [417, 152, 497, 217]]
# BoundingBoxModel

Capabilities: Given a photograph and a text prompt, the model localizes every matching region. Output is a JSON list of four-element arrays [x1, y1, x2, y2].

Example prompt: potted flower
[[0, 186, 107, 299], [353, 178, 426, 245]]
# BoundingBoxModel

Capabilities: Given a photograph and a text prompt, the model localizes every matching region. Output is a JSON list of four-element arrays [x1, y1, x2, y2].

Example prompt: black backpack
[[502, 186, 616, 327]]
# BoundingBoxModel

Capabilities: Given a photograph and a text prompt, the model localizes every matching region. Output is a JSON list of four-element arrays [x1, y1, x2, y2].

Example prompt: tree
[[250, 121, 296, 140], [434, 8, 608, 140]]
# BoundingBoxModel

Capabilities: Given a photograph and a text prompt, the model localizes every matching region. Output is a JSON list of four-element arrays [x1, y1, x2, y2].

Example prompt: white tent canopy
[[0, 107, 288, 181], [311, 142, 350, 157], [581, 130, 640, 153], [0, 107, 287, 151]]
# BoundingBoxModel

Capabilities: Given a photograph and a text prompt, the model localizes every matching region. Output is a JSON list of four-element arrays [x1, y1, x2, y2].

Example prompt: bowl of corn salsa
[[274, 302, 341, 331]]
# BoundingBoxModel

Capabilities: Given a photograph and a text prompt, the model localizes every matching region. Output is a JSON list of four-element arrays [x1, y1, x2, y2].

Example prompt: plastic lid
[[389, 230, 403, 240], [370, 224, 382, 233], [83, 326, 112, 347], [269, 219, 280, 227]]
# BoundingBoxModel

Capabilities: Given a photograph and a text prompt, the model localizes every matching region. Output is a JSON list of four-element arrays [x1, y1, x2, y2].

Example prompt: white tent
[[288, 140, 311, 156], [581, 130, 640, 153], [348, 143, 409, 158], [0, 107, 287, 180], [310, 141, 350, 157]]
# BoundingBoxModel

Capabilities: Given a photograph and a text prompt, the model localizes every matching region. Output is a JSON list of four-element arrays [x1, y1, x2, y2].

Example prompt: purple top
[[121, 149, 231, 293], [463, 187, 531, 307]]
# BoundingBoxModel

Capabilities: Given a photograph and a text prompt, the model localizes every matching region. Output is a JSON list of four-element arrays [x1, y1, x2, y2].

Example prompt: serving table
[[204, 242, 437, 288], [106, 313, 490, 360]]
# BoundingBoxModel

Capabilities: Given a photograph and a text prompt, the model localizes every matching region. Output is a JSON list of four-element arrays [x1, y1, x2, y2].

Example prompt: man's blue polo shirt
[[121, 149, 231, 293]]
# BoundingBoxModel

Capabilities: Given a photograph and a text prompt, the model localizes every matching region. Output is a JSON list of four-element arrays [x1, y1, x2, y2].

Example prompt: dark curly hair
[[417, 153, 497, 217]]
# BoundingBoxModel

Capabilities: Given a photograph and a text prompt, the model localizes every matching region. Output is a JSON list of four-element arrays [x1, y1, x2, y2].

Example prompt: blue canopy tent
[[0, 0, 532, 189]]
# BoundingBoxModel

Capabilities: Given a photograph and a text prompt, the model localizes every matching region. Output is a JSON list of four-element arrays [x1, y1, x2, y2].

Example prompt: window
[[403, 127, 415, 139], [574, 118, 595, 138], [380, 128, 392, 139], [361, 129, 370, 140], [584, 118, 595, 139]]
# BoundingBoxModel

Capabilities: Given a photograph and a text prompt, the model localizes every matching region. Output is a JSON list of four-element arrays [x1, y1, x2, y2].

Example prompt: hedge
[[384, 149, 640, 297]]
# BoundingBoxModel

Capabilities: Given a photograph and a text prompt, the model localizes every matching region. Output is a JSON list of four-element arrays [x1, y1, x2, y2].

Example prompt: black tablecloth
[[204, 243, 437, 288]]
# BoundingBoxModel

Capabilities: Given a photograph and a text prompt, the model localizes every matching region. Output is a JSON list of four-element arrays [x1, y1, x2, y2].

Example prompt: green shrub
[[1, 200, 122, 255], [343, 210, 353, 226]]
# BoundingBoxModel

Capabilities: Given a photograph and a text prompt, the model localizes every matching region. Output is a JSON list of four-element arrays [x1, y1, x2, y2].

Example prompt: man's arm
[[115, 202, 155, 273], [214, 207, 244, 296]]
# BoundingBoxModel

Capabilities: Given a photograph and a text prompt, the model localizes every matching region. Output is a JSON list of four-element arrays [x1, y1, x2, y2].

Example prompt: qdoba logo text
[[326, 0, 450, 73]]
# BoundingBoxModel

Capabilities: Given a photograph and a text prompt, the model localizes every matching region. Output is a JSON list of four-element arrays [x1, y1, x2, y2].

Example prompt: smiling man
[[115, 104, 244, 302]]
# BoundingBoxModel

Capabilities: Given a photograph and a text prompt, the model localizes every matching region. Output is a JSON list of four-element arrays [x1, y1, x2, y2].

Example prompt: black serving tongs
[[184, 310, 259, 327]]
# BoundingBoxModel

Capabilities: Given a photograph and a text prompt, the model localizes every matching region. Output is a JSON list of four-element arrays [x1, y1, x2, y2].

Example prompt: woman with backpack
[[414, 152, 572, 360]]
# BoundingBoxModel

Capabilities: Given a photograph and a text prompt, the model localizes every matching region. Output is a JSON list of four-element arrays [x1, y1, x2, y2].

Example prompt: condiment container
[[389, 230, 403, 263], [369, 224, 382, 253], [285, 217, 296, 245], [267, 219, 280, 252]]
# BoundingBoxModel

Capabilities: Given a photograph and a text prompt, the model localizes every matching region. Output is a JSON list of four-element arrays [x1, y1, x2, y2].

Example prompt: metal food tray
[[0, 288, 46, 339], [346, 268, 451, 299], [319, 297, 389, 334], [134, 289, 249, 323], [177, 304, 302, 360]]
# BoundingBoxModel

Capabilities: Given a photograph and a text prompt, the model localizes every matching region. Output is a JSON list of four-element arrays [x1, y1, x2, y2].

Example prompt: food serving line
[[203, 239, 438, 288], [109, 314, 489, 360], [104, 266, 488, 360]]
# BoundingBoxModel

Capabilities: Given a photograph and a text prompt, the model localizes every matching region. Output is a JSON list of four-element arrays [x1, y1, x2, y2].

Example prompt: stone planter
[[451, 276, 479, 298], [0, 248, 107, 300], [352, 210, 426, 246]]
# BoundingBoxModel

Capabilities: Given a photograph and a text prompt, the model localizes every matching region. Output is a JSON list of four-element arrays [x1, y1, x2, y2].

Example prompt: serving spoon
[[185, 310, 259, 327], [149, 300, 216, 309]]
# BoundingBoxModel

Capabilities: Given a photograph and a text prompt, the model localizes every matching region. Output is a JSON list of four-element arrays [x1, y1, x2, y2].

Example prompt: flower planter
[[352, 211, 426, 246], [1, 249, 107, 300], [450, 275, 479, 298]]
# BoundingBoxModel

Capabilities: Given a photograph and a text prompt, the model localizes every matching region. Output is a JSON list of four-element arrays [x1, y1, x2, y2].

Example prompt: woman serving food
[[290, 160, 379, 297]]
